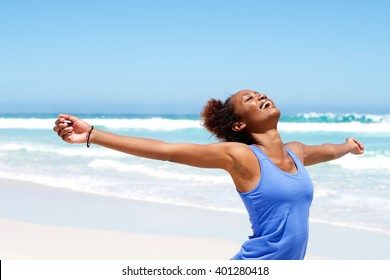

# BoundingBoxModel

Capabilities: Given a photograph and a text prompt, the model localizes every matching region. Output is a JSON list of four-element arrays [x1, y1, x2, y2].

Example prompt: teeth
[[261, 101, 271, 109]]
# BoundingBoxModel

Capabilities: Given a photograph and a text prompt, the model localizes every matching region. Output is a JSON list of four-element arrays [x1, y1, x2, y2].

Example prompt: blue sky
[[1, 0, 389, 114]]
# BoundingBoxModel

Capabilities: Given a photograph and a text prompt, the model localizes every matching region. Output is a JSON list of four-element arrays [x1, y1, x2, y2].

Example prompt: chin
[[270, 107, 281, 121]]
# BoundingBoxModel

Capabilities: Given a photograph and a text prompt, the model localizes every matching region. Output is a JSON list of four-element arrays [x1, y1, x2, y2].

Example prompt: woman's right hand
[[53, 114, 92, 144]]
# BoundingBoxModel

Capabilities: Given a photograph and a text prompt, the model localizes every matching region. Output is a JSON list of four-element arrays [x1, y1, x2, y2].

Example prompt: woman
[[53, 90, 364, 259]]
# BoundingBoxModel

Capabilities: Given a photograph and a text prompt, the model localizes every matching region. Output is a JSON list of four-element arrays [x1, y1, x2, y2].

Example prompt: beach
[[1, 177, 389, 260], [1, 113, 389, 260], [0, 219, 240, 260], [0, 178, 244, 260]]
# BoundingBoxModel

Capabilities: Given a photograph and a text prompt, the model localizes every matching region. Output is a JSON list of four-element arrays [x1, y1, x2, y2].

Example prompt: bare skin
[[53, 90, 364, 193]]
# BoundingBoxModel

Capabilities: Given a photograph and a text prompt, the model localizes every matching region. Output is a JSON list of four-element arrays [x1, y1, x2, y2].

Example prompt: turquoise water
[[0, 113, 389, 233]]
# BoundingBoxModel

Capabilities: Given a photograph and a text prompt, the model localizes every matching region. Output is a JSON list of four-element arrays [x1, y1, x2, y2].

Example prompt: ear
[[231, 121, 247, 132]]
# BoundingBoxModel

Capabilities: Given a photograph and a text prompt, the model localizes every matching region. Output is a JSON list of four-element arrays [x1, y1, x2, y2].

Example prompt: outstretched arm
[[53, 114, 238, 170], [287, 138, 364, 166]]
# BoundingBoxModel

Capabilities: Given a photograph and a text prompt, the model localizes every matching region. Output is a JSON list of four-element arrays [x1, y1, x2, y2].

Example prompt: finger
[[54, 118, 73, 131], [58, 114, 78, 123], [357, 143, 364, 153], [55, 118, 66, 126], [58, 126, 73, 137], [355, 140, 364, 151], [60, 120, 73, 128], [53, 125, 60, 132], [351, 138, 364, 151], [53, 123, 65, 133], [59, 126, 73, 136], [61, 132, 73, 143], [58, 114, 71, 120]]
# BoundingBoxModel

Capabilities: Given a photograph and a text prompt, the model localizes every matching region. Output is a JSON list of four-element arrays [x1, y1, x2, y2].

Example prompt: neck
[[251, 129, 286, 156]]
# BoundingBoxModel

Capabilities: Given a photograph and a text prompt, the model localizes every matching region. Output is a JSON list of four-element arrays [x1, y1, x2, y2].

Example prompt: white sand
[[0, 178, 245, 259], [1, 178, 389, 259], [0, 218, 240, 259]]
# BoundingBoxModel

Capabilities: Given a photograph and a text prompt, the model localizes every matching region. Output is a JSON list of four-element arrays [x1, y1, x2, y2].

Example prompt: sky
[[0, 0, 389, 115]]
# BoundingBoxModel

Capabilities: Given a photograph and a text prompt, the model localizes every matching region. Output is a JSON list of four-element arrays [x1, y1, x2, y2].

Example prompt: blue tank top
[[231, 145, 314, 260]]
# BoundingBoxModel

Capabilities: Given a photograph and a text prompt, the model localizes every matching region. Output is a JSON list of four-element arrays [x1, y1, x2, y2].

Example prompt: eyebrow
[[242, 91, 259, 99], [243, 91, 259, 95]]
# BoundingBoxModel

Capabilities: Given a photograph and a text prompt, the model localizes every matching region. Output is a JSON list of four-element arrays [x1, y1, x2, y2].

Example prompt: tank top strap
[[285, 147, 304, 169], [249, 145, 267, 160], [285, 146, 297, 159]]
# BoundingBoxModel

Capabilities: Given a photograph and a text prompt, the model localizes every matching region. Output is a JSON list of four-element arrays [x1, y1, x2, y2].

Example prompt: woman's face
[[229, 90, 281, 133]]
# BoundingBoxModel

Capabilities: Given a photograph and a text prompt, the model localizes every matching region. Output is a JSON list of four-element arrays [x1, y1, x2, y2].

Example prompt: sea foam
[[1, 114, 390, 133]]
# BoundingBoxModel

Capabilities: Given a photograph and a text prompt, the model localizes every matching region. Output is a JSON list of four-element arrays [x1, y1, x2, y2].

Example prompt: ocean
[[0, 112, 389, 234]]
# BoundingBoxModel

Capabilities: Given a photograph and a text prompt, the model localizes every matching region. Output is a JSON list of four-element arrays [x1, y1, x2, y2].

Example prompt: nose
[[258, 94, 267, 100]]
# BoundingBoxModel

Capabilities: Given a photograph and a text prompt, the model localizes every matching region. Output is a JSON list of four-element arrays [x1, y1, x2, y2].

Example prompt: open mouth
[[260, 100, 272, 110]]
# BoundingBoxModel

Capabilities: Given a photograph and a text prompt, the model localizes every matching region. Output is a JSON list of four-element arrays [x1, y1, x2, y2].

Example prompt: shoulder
[[208, 141, 253, 160], [223, 142, 254, 158], [209, 141, 251, 150], [222, 142, 261, 192], [215, 142, 256, 170]]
